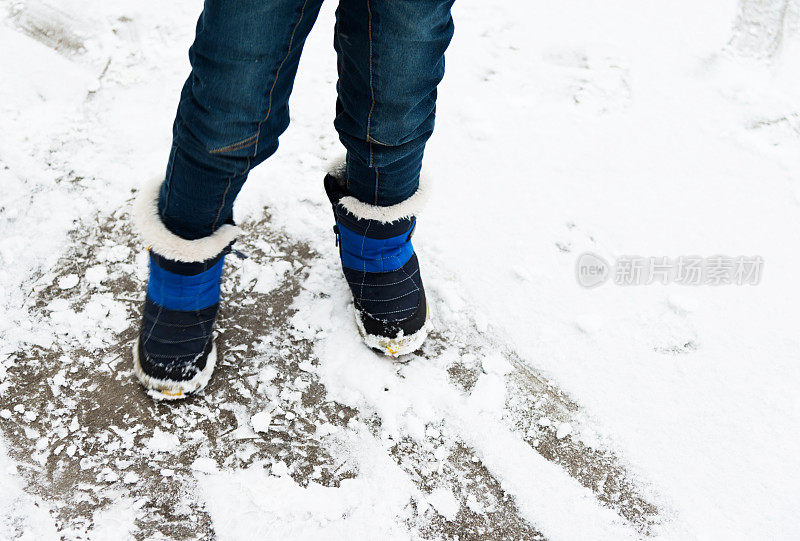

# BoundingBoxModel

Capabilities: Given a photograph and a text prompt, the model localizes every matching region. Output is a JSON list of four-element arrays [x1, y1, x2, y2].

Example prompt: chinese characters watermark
[[576, 252, 763, 288]]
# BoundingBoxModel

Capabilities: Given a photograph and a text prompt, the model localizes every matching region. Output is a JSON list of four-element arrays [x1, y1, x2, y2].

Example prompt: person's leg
[[132, 0, 323, 398], [333, 0, 455, 206], [325, 0, 454, 356], [160, 0, 324, 240]]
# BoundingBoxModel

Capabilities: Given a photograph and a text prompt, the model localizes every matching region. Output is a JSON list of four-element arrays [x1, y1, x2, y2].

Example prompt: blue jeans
[[159, 0, 455, 240]]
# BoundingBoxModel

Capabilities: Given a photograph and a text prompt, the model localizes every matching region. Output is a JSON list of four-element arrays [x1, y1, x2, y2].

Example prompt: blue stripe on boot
[[337, 221, 415, 273], [147, 254, 225, 311], [137, 250, 226, 385]]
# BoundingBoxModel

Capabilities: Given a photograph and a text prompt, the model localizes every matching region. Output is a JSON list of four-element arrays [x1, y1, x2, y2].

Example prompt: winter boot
[[131, 178, 239, 399], [324, 168, 431, 356]]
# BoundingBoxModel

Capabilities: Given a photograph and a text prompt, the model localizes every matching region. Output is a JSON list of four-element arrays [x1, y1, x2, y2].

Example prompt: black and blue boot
[[131, 178, 239, 399], [324, 166, 431, 356]]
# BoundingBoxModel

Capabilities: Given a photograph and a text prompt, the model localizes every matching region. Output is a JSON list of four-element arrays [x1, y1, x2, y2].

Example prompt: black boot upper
[[325, 173, 427, 339]]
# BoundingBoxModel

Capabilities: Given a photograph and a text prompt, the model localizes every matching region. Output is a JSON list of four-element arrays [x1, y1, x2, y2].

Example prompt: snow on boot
[[131, 178, 239, 400], [324, 168, 431, 357]]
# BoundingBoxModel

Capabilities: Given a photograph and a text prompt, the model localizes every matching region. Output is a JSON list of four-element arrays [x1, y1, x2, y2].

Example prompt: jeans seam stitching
[[209, 134, 258, 154], [374, 166, 379, 204], [253, 0, 311, 157], [366, 0, 376, 165], [162, 145, 176, 212], [345, 156, 350, 192], [366, 134, 391, 146], [211, 156, 251, 232]]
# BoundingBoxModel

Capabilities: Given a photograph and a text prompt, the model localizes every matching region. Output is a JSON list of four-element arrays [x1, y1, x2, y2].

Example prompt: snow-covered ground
[[1, 0, 799, 538]]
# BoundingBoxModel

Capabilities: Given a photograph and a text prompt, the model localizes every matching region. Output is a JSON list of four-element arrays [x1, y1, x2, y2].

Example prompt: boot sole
[[355, 301, 431, 357], [132, 338, 217, 401]]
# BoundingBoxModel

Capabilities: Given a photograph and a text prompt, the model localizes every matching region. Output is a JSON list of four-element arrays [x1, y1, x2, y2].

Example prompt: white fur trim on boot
[[133, 176, 240, 262], [327, 155, 430, 224]]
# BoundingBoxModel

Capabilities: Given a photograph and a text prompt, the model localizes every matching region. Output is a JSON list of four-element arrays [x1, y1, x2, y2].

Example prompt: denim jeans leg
[[159, 0, 324, 240], [333, 0, 455, 206]]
